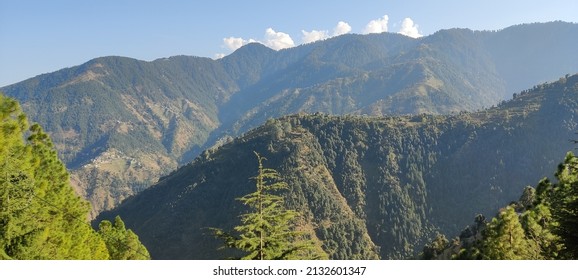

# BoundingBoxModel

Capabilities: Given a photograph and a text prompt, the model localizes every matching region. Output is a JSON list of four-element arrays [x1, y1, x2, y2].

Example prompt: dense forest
[[0, 93, 149, 259], [2, 22, 577, 217], [422, 152, 578, 260], [98, 74, 578, 259]]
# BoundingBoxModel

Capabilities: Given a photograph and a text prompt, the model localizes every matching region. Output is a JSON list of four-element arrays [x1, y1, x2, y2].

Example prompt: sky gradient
[[1, 0, 577, 87]]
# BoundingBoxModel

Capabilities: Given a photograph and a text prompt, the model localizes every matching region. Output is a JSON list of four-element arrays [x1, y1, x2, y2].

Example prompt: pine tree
[[421, 152, 578, 260], [0, 94, 110, 259], [0, 94, 35, 259], [1, 93, 148, 259], [550, 152, 578, 258], [421, 233, 449, 259], [521, 203, 561, 259], [98, 216, 150, 260], [212, 152, 324, 260], [481, 206, 537, 259]]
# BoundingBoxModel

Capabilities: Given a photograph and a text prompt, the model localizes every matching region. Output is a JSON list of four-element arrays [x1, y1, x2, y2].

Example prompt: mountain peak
[[225, 42, 276, 58]]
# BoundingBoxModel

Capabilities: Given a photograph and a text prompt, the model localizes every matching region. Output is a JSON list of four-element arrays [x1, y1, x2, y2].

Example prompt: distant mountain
[[97, 74, 578, 259], [2, 22, 578, 216], [482, 21, 578, 93], [1, 56, 238, 217], [214, 22, 578, 137]]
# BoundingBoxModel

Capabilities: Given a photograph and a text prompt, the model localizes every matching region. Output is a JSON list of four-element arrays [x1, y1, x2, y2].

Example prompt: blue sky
[[1, 0, 577, 87]]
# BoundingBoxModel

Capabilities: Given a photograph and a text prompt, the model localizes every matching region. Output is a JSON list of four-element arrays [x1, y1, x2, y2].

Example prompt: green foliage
[[421, 233, 449, 259], [98, 216, 150, 260], [423, 152, 578, 260], [0, 94, 36, 259], [521, 203, 560, 259], [0, 93, 148, 260], [212, 152, 324, 260], [551, 152, 578, 258], [0, 94, 107, 259], [480, 206, 538, 259]]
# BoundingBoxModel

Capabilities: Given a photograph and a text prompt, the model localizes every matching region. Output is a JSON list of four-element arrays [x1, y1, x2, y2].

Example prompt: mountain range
[[1, 21, 577, 218], [97, 73, 578, 259]]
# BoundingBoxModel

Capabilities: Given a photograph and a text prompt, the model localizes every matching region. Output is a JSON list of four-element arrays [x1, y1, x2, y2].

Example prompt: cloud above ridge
[[263, 28, 295, 50], [223, 37, 249, 51], [398, 18, 423, 38], [363, 15, 389, 34], [302, 29, 329, 44], [218, 14, 423, 57], [333, 21, 352, 36], [301, 21, 352, 44], [222, 28, 295, 53]]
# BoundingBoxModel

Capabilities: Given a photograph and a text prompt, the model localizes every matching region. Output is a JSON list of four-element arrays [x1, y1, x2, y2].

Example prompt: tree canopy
[[211, 152, 325, 260], [0, 93, 148, 259], [422, 152, 578, 260]]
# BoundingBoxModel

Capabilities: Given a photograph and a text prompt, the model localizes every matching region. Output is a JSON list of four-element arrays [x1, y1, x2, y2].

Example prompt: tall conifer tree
[[98, 216, 150, 260], [481, 206, 537, 259], [212, 152, 324, 260]]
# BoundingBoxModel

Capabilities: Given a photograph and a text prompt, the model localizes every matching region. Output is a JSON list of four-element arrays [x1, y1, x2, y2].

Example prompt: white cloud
[[301, 21, 352, 44], [363, 15, 389, 34], [223, 21, 351, 54], [222, 28, 295, 53], [333, 21, 352, 36], [223, 37, 246, 51], [263, 28, 295, 50], [398, 18, 422, 38], [302, 29, 329, 44], [222, 37, 258, 52]]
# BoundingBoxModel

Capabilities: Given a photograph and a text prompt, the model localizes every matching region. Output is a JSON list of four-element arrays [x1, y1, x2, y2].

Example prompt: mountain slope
[[97, 74, 578, 259], [483, 21, 578, 94], [1, 56, 238, 217], [3, 22, 578, 216]]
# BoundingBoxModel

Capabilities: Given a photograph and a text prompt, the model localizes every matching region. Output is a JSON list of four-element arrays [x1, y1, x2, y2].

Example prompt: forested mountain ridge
[[97, 74, 578, 259], [2, 22, 578, 216], [1, 56, 238, 217]]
